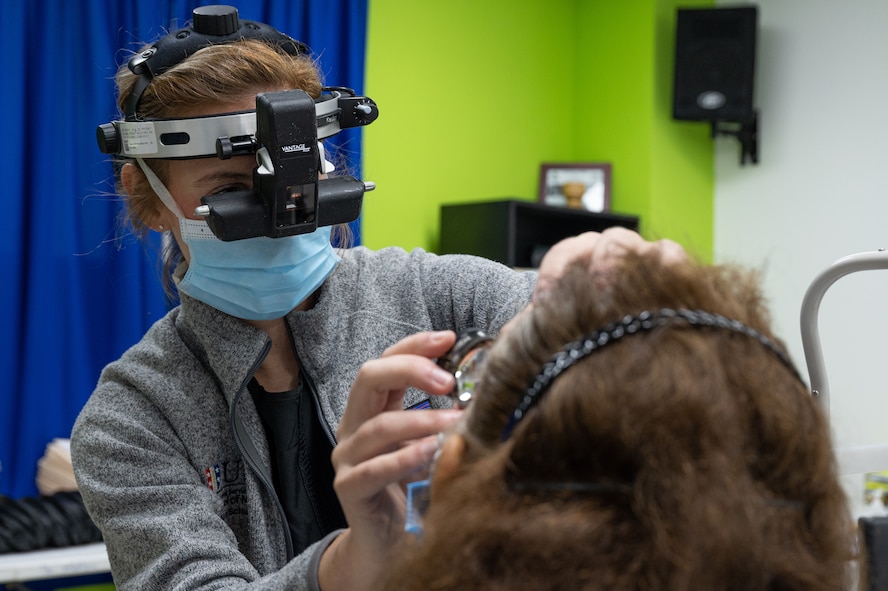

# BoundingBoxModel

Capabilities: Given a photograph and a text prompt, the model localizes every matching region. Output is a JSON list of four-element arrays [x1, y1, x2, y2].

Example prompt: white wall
[[714, 0, 888, 515]]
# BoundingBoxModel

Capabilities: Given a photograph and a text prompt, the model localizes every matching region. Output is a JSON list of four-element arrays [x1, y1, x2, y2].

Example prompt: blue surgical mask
[[134, 158, 340, 320], [177, 218, 339, 320]]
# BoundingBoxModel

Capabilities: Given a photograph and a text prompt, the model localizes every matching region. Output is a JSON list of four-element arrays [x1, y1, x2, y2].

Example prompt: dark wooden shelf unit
[[439, 199, 640, 268]]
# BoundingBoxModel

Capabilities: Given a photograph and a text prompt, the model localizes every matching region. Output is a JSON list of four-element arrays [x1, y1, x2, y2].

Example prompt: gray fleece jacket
[[71, 246, 535, 591]]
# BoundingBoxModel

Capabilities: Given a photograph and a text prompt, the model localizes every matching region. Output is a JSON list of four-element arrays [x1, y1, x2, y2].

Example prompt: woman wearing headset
[[71, 6, 683, 590]]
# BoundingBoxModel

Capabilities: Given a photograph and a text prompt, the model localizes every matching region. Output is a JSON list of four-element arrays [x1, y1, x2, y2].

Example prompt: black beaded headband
[[500, 308, 805, 440]]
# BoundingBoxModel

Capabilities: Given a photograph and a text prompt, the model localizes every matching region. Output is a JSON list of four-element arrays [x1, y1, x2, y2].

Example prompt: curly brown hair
[[382, 253, 855, 590]]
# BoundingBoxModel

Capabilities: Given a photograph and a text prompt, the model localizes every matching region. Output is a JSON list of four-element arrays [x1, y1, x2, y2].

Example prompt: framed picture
[[538, 162, 612, 212]]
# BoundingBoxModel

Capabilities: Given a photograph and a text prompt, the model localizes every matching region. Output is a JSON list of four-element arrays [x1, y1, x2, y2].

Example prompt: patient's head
[[387, 253, 854, 590]]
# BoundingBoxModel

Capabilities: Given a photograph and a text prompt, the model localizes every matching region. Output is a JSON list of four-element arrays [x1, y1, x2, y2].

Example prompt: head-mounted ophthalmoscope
[[95, 5, 379, 241]]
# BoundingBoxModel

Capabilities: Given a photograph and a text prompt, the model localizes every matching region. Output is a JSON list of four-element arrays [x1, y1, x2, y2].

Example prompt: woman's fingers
[[333, 410, 459, 501], [540, 227, 679, 278], [337, 354, 455, 437], [337, 331, 456, 439], [380, 329, 456, 358], [535, 228, 687, 304], [335, 408, 459, 471]]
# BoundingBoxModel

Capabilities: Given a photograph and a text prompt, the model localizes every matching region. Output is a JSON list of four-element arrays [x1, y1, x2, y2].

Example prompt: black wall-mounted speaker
[[672, 6, 758, 122]]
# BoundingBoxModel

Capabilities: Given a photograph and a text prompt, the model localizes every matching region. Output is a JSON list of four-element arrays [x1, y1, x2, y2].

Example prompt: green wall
[[363, 0, 714, 260]]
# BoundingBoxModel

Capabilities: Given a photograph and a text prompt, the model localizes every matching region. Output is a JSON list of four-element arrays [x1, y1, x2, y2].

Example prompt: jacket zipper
[[288, 325, 337, 446], [296, 357, 336, 446], [289, 328, 346, 541], [228, 338, 296, 561]]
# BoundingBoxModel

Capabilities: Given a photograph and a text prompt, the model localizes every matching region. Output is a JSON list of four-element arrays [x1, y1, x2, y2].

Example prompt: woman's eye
[[211, 184, 248, 195]]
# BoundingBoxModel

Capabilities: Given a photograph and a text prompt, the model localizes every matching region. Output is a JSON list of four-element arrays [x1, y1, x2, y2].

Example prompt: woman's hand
[[319, 330, 462, 591], [534, 227, 687, 304]]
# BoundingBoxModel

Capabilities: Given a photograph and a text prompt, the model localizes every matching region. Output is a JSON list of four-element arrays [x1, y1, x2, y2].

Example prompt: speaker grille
[[673, 6, 757, 122]]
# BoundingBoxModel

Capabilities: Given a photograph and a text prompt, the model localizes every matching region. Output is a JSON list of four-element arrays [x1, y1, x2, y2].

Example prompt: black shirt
[[249, 377, 347, 554]]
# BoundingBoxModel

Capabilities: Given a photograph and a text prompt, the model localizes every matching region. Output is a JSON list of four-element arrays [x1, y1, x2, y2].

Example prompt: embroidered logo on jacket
[[202, 460, 248, 517], [205, 464, 222, 491]]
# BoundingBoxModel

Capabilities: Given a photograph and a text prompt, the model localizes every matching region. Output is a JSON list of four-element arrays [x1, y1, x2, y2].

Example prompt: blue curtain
[[0, 0, 368, 499]]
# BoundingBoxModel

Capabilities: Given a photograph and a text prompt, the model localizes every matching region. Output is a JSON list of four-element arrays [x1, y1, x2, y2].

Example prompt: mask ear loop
[[318, 142, 335, 174], [135, 157, 186, 219]]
